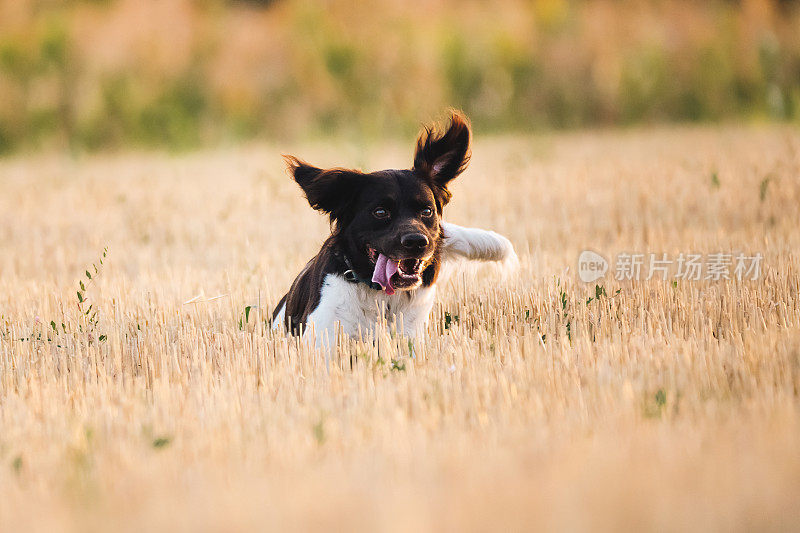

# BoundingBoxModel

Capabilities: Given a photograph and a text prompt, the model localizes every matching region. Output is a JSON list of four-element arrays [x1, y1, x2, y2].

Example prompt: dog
[[271, 112, 516, 346]]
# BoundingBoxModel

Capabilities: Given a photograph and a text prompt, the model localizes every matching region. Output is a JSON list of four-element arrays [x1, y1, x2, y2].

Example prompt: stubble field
[[1, 125, 799, 531]]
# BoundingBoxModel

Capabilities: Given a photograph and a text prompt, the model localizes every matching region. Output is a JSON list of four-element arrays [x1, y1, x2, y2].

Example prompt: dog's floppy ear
[[285, 156, 363, 222], [413, 111, 471, 207]]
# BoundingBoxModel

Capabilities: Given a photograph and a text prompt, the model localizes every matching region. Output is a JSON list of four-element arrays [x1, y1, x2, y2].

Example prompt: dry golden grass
[[1, 125, 799, 531]]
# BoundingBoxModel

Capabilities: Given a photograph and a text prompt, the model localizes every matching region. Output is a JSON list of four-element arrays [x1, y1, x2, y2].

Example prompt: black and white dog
[[272, 112, 516, 346]]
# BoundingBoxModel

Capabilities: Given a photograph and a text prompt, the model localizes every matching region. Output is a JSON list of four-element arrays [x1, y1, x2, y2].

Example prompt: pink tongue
[[371, 253, 399, 295]]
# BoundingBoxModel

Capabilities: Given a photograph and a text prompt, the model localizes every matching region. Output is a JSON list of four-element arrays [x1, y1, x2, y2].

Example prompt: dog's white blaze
[[306, 274, 436, 348]]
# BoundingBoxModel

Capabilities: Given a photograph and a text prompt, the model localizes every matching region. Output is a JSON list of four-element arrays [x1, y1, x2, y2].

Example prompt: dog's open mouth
[[398, 258, 423, 277], [367, 247, 426, 295]]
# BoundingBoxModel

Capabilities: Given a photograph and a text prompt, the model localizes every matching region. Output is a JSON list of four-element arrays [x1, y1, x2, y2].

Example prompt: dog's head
[[286, 112, 471, 292]]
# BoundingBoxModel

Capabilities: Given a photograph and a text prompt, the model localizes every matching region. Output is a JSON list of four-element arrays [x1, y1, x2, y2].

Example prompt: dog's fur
[[271, 112, 515, 346]]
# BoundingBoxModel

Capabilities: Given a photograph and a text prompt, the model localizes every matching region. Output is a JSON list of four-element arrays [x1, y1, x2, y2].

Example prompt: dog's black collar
[[339, 253, 383, 291]]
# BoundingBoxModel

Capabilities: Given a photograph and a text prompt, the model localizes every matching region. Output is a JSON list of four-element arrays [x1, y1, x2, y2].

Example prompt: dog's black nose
[[401, 233, 429, 250]]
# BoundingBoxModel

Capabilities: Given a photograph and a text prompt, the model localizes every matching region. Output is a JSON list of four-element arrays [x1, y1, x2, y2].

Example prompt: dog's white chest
[[306, 274, 436, 343]]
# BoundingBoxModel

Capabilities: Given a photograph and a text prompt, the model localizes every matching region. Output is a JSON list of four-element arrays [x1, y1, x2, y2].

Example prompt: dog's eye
[[373, 207, 390, 219], [420, 207, 433, 218]]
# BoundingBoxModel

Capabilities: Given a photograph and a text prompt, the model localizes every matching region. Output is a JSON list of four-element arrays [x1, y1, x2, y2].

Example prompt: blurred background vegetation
[[0, 0, 798, 154]]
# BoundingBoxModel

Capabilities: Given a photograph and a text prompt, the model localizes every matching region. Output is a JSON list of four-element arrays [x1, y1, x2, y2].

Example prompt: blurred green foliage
[[0, 0, 798, 154]]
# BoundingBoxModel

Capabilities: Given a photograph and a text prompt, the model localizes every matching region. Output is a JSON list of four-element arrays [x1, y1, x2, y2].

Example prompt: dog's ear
[[413, 111, 471, 207], [285, 156, 363, 222]]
